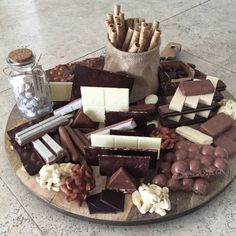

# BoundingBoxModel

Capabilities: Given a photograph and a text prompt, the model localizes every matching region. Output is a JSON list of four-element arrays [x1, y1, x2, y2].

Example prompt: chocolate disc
[[193, 179, 209, 195], [152, 174, 168, 187], [171, 160, 189, 175]]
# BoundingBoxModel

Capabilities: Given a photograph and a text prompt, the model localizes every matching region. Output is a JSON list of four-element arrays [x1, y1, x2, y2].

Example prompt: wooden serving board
[[4, 91, 236, 225]]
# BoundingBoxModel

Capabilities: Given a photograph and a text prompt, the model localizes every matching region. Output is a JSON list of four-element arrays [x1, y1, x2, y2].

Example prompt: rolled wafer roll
[[125, 18, 134, 30], [128, 29, 140, 50], [114, 15, 121, 25], [151, 20, 160, 33], [148, 29, 161, 50], [128, 42, 140, 53], [113, 4, 121, 16], [122, 27, 134, 51], [109, 28, 118, 47], [119, 12, 125, 23], [139, 18, 145, 23], [106, 13, 114, 23], [138, 28, 150, 52], [116, 22, 124, 48]]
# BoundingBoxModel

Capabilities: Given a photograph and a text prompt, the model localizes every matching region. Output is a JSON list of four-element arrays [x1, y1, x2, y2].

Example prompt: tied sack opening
[[104, 37, 160, 103]]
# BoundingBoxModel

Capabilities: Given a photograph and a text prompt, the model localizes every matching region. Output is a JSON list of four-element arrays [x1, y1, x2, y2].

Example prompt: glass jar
[[6, 49, 53, 119]]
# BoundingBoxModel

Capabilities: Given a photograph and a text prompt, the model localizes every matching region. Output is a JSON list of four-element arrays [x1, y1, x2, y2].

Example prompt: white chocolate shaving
[[131, 183, 171, 216], [218, 99, 236, 120]]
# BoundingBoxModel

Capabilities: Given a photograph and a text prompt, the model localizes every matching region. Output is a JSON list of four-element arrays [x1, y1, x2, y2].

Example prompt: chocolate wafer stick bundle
[[106, 5, 161, 53]]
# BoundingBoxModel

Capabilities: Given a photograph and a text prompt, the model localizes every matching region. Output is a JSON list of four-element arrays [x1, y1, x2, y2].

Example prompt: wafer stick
[[125, 18, 134, 30], [151, 20, 160, 33], [128, 42, 140, 53], [122, 27, 134, 51], [128, 29, 140, 50], [138, 23, 150, 52], [109, 28, 118, 46], [106, 13, 114, 23], [148, 29, 161, 50], [114, 4, 121, 16]]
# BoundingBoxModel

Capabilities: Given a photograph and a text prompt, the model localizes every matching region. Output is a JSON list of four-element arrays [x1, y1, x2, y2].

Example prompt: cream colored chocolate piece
[[132, 184, 171, 216], [184, 95, 199, 109], [168, 115, 181, 122], [81, 86, 129, 122], [91, 134, 162, 158], [42, 134, 64, 156], [145, 94, 158, 105], [218, 99, 236, 120], [54, 98, 82, 116], [183, 113, 196, 120], [197, 110, 211, 118], [36, 163, 74, 191], [87, 118, 136, 139], [169, 87, 186, 112], [49, 82, 73, 102], [32, 139, 56, 163], [176, 126, 213, 145]]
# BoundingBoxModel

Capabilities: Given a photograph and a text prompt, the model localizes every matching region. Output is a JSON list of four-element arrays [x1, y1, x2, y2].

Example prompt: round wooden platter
[[4, 91, 236, 225]]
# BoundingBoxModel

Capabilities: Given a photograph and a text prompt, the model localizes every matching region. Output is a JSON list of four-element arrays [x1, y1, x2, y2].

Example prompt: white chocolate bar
[[176, 126, 213, 145], [81, 86, 129, 122], [184, 95, 199, 109], [87, 118, 136, 139], [169, 87, 186, 112], [183, 113, 196, 120], [91, 134, 162, 159], [168, 115, 181, 122], [32, 139, 56, 163], [197, 110, 211, 118], [53, 98, 82, 116], [42, 134, 64, 156]]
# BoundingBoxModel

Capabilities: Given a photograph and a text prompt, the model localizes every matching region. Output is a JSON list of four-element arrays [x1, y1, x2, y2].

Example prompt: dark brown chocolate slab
[[84, 146, 157, 168], [200, 113, 234, 138], [71, 64, 135, 100], [105, 111, 148, 133], [98, 154, 150, 177], [129, 104, 156, 114], [158, 102, 219, 118], [100, 189, 125, 211], [110, 129, 137, 136]]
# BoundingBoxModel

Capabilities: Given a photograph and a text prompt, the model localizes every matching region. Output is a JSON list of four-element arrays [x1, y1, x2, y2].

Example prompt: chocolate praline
[[171, 160, 189, 175], [152, 174, 168, 187], [175, 149, 188, 160], [214, 146, 228, 159], [189, 159, 202, 173], [167, 178, 182, 191], [200, 155, 214, 167], [201, 145, 214, 156], [175, 140, 189, 151], [182, 178, 194, 191], [214, 158, 227, 172], [188, 143, 201, 153]]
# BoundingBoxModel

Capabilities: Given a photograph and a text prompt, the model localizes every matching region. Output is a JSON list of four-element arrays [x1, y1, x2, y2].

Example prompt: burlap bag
[[104, 38, 160, 103]]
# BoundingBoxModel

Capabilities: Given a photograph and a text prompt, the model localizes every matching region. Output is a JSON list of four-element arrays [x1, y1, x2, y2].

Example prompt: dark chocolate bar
[[84, 146, 157, 168], [158, 102, 219, 118], [105, 111, 148, 133], [200, 113, 234, 138], [214, 135, 236, 157], [71, 64, 135, 100], [107, 167, 137, 193], [129, 104, 156, 114], [98, 154, 150, 177], [100, 189, 125, 211], [179, 80, 215, 96], [110, 129, 137, 136]]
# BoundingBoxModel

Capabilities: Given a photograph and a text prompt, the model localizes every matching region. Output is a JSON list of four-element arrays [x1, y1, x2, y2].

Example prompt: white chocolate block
[[176, 126, 213, 145], [183, 113, 196, 120], [91, 134, 114, 147], [105, 106, 129, 112], [168, 115, 181, 122], [42, 134, 64, 156], [105, 88, 129, 108], [81, 86, 105, 106], [83, 106, 105, 122], [114, 135, 138, 148], [197, 110, 211, 118], [184, 95, 199, 109], [49, 82, 72, 102], [169, 87, 186, 112], [138, 137, 161, 159], [54, 98, 82, 116]]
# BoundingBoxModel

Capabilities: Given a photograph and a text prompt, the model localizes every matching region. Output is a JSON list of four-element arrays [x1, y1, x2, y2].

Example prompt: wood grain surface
[[4, 91, 236, 225]]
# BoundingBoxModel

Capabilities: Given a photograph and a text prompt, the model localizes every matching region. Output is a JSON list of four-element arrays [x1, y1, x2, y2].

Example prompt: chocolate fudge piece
[[84, 146, 157, 168], [98, 154, 150, 177], [71, 64, 135, 100], [100, 189, 125, 211], [200, 113, 234, 138], [107, 167, 137, 193]]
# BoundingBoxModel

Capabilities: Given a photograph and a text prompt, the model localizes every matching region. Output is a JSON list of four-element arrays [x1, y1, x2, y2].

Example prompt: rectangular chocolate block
[[214, 135, 236, 157], [71, 64, 134, 100], [200, 113, 234, 138], [224, 126, 236, 141], [105, 111, 148, 133], [179, 80, 215, 96], [84, 146, 157, 168], [98, 154, 150, 177], [158, 102, 219, 118]]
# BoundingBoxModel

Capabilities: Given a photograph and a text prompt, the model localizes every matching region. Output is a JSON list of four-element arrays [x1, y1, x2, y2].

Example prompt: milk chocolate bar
[[71, 64, 135, 100], [214, 135, 236, 157], [107, 167, 137, 193], [159, 102, 218, 118], [179, 80, 215, 96], [224, 126, 236, 141], [200, 113, 234, 138], [98, 154, 150, 177], [84, 146, 157, 168], [105, 111, 148, 133]]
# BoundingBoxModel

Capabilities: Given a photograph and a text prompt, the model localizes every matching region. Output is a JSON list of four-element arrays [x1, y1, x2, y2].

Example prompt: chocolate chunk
[[200, 113, 234, 138], [71, 64, 134, 100], [85, 146, 157, 168], [86, 193, 116, 214], [105, 111, 148, 133], [107, 167, 137, 193], [100, 189, 125, 211], [179, 80, 215, 96], [72, 109, 98, 129], [214, 135, 236, 157], [98, 154, 150, 177]]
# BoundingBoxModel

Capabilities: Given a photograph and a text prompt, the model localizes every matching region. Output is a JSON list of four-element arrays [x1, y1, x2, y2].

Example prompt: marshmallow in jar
[[6, 48, 53, 119]]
